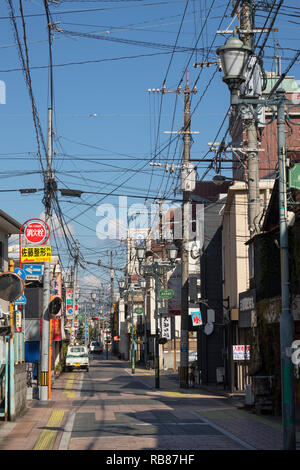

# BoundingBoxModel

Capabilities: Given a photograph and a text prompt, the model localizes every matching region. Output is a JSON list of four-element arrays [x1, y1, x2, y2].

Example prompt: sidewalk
[[133, 363, 300, 436]]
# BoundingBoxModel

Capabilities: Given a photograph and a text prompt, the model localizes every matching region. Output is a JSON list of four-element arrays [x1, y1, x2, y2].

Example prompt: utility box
[[181, 163, 196, 192]]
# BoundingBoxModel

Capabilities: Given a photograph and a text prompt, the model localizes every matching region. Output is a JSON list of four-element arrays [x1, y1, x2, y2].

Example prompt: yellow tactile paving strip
[[164, 391, 227, 399], [63, 373, 77, 399], [33, 410, 66, 450]]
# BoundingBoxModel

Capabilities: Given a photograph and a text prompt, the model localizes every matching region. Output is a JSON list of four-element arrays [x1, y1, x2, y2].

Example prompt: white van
[[65, 345, 89, 372]]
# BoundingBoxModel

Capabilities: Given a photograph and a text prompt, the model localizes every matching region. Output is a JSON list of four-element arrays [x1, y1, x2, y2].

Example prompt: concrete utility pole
[[149, 74, 196, 388], [70, 240, 79, 345], [240, 0, 260, 235], [180, 72, 192, 388], [277, 89, 295, 450], [110, 250, 114, 305], [40, 0, 56, 402], [40, 107, 53, 402]]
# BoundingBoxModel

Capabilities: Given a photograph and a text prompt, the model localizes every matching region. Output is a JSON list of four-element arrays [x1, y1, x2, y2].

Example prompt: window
[[70, 347, 84, 353]]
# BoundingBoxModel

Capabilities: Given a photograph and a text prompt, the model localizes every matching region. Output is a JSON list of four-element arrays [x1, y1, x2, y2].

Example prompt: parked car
[[89, 341, 103, 354], [65, 345, 89, 371]]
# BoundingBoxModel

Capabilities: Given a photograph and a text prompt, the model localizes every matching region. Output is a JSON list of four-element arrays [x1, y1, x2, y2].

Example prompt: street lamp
[[139, 277, 147, 289], [212, 175, 249, 186], [217, 34, 298, 450], [136, 243, 146, 263], [216, 31, 251, 99], [167, 243, 178, 263]]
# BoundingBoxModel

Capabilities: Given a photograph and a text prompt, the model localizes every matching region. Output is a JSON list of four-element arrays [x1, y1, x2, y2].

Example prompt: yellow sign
[[21, 246, 51, 263]]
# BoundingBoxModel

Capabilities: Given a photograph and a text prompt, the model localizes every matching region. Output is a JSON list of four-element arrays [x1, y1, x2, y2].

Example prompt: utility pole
[[240, 0, 260, 235], [180, 71, 194, 388], [110, 250, 114, 306], [148, 74, 196, 388], [40, 0, 56, 402], [277, 89, 295, 450], [84, 303, 87, 346], [70, 240, 79, 345], [40, 106, 53, 401], [110, 250, 115, 355]]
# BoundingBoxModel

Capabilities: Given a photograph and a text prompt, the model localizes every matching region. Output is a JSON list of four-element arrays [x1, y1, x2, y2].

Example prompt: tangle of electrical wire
[[7, 0, 47, 175]]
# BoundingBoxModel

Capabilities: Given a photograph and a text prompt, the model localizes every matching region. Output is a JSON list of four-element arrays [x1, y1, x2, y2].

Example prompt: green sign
[[134, 307, 144, 314], [159, 289, 174, 300], [289, 163, 300, 190]]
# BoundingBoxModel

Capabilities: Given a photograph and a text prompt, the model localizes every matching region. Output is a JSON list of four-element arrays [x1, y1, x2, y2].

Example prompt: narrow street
[[0, 353, 298, 452]]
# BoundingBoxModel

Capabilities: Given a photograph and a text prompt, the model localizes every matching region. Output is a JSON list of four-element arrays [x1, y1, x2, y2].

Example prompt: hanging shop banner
[[41, 318, 61, 340], [161, 316, 171, 340], [190, 310, 203, 327], [51, 272, 62, 317], [21, 246, 51, 264], [51, 318, 62, 341], [167, 264, 181, 315], [15, 311, 22, 332], [66, 288, 78, 316]]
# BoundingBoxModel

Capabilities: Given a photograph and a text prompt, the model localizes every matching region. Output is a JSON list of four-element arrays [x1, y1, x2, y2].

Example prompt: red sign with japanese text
[[24, 219, 49, 245]]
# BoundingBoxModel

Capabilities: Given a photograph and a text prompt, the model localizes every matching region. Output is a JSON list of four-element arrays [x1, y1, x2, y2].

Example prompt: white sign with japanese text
[[233, 345, 250, 361], [161, 316, 171, 340]]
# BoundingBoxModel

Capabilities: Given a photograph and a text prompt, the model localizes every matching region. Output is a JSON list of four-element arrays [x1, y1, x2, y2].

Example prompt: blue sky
[[0, 0, 299, 292]]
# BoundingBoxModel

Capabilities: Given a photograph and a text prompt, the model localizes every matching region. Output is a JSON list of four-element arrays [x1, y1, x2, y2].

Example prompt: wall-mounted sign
[[289, 163, 300, 190], [21, 246, 51, 264], [239, 289, 256, 328], [159, 289, 174, 300], [24, 220, 49, 245], [134, 307, 144, 315], [233, 345, 250, 361], [14, 293, 27, 305], [19, 218, 50, 269], [23, 264, 43, 276]]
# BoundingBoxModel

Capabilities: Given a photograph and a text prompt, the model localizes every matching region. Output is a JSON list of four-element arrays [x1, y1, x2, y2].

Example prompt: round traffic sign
[[24, 219, 49, 245], [14, 268, 26, 281]]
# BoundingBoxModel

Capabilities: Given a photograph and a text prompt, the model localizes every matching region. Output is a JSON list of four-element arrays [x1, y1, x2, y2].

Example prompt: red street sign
[[23, 219, 50, 245]]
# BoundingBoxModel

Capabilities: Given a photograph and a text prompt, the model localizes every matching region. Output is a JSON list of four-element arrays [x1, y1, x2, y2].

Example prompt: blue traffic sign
[[14, 268, 26, 281], [22, 264, 43, 277], [14, 294, 27, 305]]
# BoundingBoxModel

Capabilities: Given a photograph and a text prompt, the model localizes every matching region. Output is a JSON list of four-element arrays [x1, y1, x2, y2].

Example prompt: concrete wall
[[14, 362, 27, 418]]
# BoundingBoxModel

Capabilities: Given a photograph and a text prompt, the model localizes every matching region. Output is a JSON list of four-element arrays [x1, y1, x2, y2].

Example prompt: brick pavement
[[0, 355, 299, 451]]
